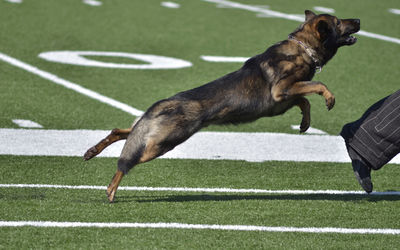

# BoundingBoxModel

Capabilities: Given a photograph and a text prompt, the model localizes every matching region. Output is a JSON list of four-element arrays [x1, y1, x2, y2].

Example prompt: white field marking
[[1, 183, 400, 196], [218, 4, 270, 9], [4, 0, 22, 3], [82, 0, 102, 6], [2, 128, 400, 164], [356, 30, 400, 45], [388, 8, 400, 15], [313, 6, 335, 14], [200, 55, 249, 62], [12, 119, 43, 128], [204, 0, 303, 22], [202, 0, 400, 45], [1, 221, 399, 235], [290, 125, 327, 135], [0, 52, 144, 117], [257, 13, 304, 19], [161, 1, 180, 9], [38, 51, 192, 70]]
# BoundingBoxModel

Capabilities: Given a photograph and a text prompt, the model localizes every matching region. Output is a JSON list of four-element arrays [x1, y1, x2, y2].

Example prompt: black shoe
[[352, 159, 373, 193], [346, 146, 373, 193]]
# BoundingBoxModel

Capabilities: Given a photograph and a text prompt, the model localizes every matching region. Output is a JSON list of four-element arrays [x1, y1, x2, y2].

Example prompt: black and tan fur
[[84, 10, 360, 202]]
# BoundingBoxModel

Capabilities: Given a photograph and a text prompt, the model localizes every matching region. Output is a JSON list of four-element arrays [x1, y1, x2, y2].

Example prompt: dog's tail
[[83, 117, 142, 161]]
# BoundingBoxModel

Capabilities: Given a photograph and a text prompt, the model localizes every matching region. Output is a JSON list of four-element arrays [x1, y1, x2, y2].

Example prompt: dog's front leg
[[289, 81, 335, 110], [294, 97, 310, 133], [273, 80, 335, 110]]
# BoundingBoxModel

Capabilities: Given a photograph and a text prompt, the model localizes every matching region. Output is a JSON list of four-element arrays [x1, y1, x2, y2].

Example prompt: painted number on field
[[38, 51, 192, 69]]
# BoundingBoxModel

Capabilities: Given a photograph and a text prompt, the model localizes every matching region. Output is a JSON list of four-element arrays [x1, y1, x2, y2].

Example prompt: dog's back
[[166, 51, 299, 126]]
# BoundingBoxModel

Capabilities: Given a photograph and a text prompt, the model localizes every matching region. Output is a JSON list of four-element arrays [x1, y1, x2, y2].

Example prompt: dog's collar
[[288, 35, 322, 73]]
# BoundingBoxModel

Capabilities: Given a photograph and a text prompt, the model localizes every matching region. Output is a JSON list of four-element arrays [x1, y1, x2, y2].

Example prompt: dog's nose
[[354, 19, 360, 25]]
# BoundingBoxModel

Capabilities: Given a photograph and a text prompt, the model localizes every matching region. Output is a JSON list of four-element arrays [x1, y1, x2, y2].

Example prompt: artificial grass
[[1, 0, 399, 248], [0, 156, 399, 249], [0, 156, 399, 227], [1, 227, 399, 249], [0, 0, 399, 134]]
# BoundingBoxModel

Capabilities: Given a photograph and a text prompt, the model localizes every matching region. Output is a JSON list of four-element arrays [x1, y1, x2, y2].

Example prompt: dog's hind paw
[[83, 146, 98, 161], [106, 190, 115, 203], [106, 186, 117, 203]]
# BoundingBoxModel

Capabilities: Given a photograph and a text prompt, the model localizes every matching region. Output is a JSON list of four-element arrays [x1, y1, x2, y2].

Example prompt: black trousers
[[341, 89, 400, 170]]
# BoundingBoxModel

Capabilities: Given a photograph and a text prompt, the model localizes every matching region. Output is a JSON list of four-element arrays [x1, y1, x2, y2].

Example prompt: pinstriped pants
[[340, 89, 400, 170]]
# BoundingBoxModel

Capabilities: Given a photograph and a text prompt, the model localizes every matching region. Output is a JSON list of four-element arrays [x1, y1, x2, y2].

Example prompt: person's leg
[[345, 144, 372, 193], [341, 89, 400, 193]]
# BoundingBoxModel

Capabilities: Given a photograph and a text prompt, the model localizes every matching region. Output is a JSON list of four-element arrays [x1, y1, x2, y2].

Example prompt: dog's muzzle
[[339, 19, 360, 46]]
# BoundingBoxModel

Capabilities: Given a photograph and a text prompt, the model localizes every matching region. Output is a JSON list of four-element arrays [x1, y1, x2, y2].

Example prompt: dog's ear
[[305, 10, 316, 21], [316, 19, 332, 41]]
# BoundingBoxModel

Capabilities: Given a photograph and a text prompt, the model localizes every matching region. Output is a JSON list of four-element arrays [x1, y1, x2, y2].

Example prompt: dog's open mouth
[[343, 34, 357, 45], [338, 19, 360, 46], [339, 30, 359, 46], [339, 21, 360, 46]]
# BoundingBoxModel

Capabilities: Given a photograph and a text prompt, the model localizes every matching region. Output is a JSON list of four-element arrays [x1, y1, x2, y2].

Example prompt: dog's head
[[303, 10, 360, 48]]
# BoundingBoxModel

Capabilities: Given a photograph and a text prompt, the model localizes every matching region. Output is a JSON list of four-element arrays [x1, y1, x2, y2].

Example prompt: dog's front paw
[[299, 118, 310, 133], [325, 94, 335, 111], [83, 146, 98, 161]]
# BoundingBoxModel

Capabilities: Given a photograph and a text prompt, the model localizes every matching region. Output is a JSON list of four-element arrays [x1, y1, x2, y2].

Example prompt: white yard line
[[203, 0, 304, 21], [4, 0, 22, 3], [200, 55, 249, 62], [313, 6, 335, 14], [2, 128, 400, 163], [0, 52, 144, 117], [1, 183, 399, 195], [0, 128, 348, 162], [388, 8, 400, 15], [202, 0, 400, 45], [290, 125, 327, 135], [161, 1, 180, 9], [12, 119, 43, 128], [0, 221, 399, 235], [82, 0, 102, 6]]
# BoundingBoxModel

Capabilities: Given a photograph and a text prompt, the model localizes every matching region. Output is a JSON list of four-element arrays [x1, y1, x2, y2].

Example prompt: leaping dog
[[84, 10, 360, 202]]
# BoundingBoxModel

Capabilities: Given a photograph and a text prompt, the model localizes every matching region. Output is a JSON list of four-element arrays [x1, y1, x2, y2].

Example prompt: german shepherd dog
[[84, 10, 360, 202]]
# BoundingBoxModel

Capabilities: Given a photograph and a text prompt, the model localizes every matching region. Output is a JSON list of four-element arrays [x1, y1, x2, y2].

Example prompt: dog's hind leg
[[106, 105, 202, 202], [295, 97, 310, 133], [106, 170, 124, 203], [83, 117, 142, 161], [106, 142, 144, 203], [108, 138, 167, 203], [107, 135, 176, 203], [83, 128, 132, 161], [106, 117, 150, 203]]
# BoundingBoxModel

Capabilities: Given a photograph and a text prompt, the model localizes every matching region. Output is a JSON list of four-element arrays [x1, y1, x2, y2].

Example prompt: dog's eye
[[337, 20, 341, 26]]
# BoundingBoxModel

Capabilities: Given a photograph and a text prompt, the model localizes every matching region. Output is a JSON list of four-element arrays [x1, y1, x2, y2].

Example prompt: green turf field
[[0, 0, 399, 248]]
